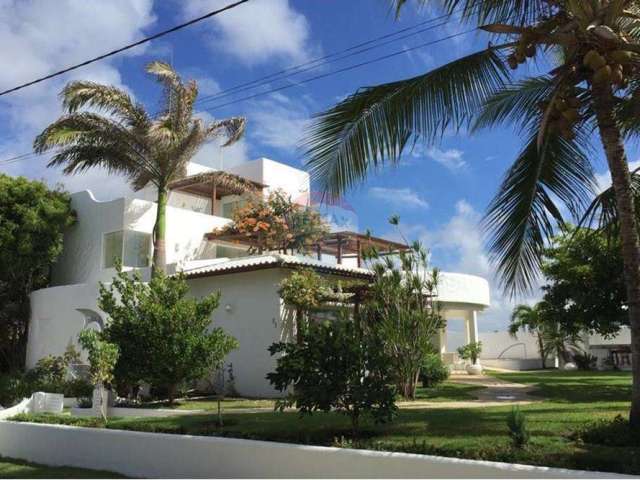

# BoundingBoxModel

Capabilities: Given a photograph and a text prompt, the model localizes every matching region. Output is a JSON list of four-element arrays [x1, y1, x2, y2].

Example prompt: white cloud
[[369, 187, 429, 209], [246, 93, 311, 153], [425, 146, 467, 171], [595, 160, 640, 193], [182, 0, 315, 66], [0, 0, 156, 201]]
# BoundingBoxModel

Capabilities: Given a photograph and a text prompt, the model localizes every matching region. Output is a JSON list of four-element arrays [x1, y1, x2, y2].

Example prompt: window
[[221, 196, 246, 219], [103, 230, 151, 268], [103, 231, 123, 268], [168, 191, 211, 214]]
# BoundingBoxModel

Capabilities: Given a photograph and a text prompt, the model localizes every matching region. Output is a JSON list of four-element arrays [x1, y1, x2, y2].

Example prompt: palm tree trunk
[[593, 85, 640, 428], [152, 187, 168, 275]]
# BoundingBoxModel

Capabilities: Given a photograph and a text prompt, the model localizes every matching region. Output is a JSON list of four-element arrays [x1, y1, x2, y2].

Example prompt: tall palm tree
[[34, 61, 245, 275], [304, 1, 640, 427], [510, 303, 549, 369]]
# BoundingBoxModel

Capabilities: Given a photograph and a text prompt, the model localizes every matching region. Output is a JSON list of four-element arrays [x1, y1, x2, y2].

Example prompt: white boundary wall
[[0, 421, 630, 479]]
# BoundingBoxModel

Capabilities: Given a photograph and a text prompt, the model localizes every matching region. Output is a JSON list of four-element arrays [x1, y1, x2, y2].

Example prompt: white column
[[439, 327, 447, 355], [464, 310, 479, 364]]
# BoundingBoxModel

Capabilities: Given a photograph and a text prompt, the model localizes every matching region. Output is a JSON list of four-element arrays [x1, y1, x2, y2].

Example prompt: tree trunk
[[593, 85, 640, 428], [167, 383, 177, 405], [152, 187, 168, 276], [537, 334, 546, 369]]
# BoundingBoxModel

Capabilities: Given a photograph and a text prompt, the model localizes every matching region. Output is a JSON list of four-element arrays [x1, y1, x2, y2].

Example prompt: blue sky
[[0, 0, 625, 330]]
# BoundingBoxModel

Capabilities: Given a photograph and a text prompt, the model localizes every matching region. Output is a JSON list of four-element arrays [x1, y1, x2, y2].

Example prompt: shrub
[[572, 351, 598, 370], [267, 319, 397, 437], [572, 415, 640, 447], [457, 342, 483, 364], [63, 378, 93, 398], [507, 406, 530, 449], [419, 353, 449, 388], [0, 372, 28, 407]]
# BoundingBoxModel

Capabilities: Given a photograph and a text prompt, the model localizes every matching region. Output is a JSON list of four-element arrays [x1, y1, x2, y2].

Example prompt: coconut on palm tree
[[34, 61, 245, 274], [304, 1, 640, 427]]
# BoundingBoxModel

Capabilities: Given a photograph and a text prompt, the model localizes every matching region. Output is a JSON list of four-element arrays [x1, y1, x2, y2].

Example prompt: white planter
[[465, 363, 483, 375], [563, 362, 578, 371]]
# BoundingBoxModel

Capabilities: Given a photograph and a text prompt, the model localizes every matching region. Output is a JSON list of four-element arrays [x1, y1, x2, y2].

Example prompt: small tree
[[99, 265, 238, 404], [215, 190, 328, 254], [78, 330, 119, 421], [267, 319, 396, 437], [361, 240, 444, 399], [457, 342, 483, 365], [510, 304, 549, 369]]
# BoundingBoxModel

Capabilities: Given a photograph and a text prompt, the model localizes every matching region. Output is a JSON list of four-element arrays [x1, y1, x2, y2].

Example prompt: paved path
[[396, 373, 539, 410]]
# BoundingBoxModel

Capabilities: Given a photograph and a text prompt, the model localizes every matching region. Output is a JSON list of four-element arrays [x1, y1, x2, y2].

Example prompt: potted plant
[[457, 342, 483, 375]]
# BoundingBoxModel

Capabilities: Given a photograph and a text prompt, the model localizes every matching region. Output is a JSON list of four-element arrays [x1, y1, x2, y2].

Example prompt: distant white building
[[26, 157, 490, 397]]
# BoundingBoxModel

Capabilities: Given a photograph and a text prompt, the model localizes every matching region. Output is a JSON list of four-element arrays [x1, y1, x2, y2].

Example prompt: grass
[[130, 381, 480, 412], [10, 371, 637, 475], [487, 370, 632, 403], [0, 457, 122, 478]]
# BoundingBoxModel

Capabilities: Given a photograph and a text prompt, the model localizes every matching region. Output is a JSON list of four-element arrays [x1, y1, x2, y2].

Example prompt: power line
[[194, 10, 462, 106], [0, 0, 250, 97], [0, 26, 479, 166], [200, 28, 478, 113], [195, 20, 450, 108]]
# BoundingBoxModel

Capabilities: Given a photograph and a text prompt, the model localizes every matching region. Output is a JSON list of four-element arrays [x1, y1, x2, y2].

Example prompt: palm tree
[[304, 1, 640, 427], [34, 61, 245, 275], [510, 303, 549, 369]]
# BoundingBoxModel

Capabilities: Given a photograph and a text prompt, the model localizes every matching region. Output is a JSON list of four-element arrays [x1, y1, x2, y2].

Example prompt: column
[[464, 310, 479, 365]]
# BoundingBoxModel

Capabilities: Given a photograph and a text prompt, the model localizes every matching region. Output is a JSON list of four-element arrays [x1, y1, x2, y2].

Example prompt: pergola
[[205, 230, 410, 267], [168, 171, 264, 216]]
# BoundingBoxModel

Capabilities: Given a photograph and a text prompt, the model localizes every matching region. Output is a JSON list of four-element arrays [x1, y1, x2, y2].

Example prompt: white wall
[[187, 268, 290, 398], [0, 422, 626, 479], [26, 283, 100, 369], [51, 191, 231, 286], [229, 157, 310, 206]]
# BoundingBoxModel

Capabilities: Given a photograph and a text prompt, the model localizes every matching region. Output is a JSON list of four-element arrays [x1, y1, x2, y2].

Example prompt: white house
[[26, 157, 490, 398]]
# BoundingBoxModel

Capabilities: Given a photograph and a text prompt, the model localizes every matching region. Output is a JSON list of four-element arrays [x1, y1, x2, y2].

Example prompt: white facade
[[26, 157, 490, 397]]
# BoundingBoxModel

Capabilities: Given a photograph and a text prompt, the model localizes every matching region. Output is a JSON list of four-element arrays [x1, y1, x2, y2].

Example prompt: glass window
[[221, 196, 246, 219], [103, 230, 151, 268], [124, 231, 152, 267], [169, 191, 211, 214], [216, 244, 246, 259], [103, 231, 123, 268]]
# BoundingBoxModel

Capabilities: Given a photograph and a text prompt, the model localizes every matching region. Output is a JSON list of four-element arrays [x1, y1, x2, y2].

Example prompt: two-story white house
[[25, 157, 490, 398]]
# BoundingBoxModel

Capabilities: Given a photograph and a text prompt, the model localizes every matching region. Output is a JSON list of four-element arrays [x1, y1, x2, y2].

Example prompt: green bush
[[572, 414, 640, 447], [0, 372, 28, 406], [507, 406, 530, 449], [63, 378, 93, 398], [419, 353, 449, 388], [572, 351, 598, 370]]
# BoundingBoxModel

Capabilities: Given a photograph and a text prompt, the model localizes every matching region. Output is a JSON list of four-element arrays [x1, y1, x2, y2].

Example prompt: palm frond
[[304, 47, 510, 198], [44, 144, 140, 178], [207, 117, 247, 147], [579, 168, 640, 232], [60, 81, 150, 131], [483, 129, 597, 296]]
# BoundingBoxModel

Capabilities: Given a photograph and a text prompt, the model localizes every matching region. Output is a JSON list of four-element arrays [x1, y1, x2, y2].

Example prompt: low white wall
[[71, 407, 205, 417], [0, 421, 629, 479], [0, 398, 32, 420]]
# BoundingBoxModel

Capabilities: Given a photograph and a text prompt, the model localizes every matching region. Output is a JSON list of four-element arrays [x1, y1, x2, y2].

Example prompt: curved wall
[[437, 272, 490, 308]]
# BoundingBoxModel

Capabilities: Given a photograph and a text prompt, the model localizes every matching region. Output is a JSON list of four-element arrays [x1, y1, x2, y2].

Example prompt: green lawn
[[0, 457, 121, 478], [412, 381, 483, 402], [11, 371, 637, 475]]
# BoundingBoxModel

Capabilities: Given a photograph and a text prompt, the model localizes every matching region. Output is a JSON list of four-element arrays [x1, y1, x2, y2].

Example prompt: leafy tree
[[541, 227, 626, 337], [0, 174, 75, 372], [34, 61, 245, 274], [99, 265, 238, 403], [267, 319, 396, 437], [304, 0, 640, 426], [215, 190, 329, 255], [361, 241, 444, 399], [78, 329, 119, 421]]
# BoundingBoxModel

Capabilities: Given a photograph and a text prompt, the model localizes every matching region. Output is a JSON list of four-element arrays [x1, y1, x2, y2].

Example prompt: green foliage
[[278, 269, 332, 311], [457, 342, 483, 364], [572, 351, 598, 371], [541, 227, 626, 337], [0, 346, 88, 406], [78, 330, 119, 387], [507, 406, 530, 449], [362, 241, 444, 399], [419, 353, 449, 388], [63, 378, 94, 399], [99, 265, 238, 402], [0, 174, 74, 371], [267, 319, 397, 436], [573, 414, 640, 448]]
